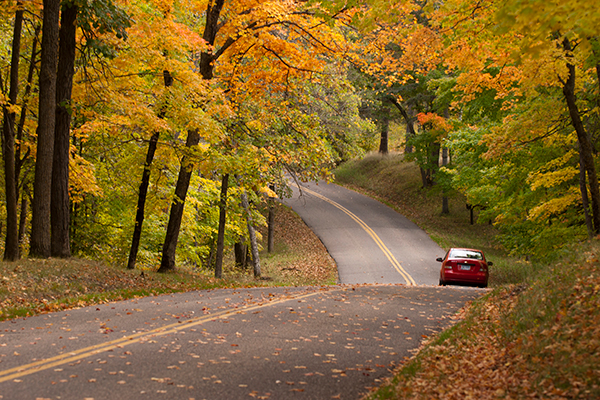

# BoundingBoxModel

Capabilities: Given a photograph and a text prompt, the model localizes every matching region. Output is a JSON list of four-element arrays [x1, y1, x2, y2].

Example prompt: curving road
[[284, 181, 444, 285], [0, 181, 483, 399]]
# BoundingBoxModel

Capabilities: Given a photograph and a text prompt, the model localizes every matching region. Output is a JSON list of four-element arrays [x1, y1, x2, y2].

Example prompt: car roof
[[449, 247, 482, 252]]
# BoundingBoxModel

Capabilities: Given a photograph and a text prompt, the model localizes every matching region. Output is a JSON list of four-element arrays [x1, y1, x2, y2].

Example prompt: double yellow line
[[0, 291, 320, 383], [300, 185, 416, 286]]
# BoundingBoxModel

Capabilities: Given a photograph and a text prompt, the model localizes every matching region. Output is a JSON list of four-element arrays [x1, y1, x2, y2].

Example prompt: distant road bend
[[285, 180, 444, 285]]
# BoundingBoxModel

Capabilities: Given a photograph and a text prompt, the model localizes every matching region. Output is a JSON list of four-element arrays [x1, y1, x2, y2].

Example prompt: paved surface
[[0, 181, 486, 399], [0, 285, 481, 399], [285, 181, 445, 285]]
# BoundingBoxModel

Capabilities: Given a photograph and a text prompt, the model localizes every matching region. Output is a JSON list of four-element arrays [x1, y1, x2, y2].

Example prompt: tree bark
[[267, 188, 275, 253], [199, 0, 226, 79], [158, 129, 201, 272], [30, 0, 60, 258], [15, 24, 40, 187], [234, 241, 248, 269], [240, 190, 261, 278], [51, 2, 78, 258], [18, 184, 29, 253], [388, 97, 416, 154], [127, 132, 159, 269], [562, 38, 600, 234], [2, 5, 23, 261], [578, 147, 594, 238], [214, 174, 229, 278], [378, 100, 390, 155]]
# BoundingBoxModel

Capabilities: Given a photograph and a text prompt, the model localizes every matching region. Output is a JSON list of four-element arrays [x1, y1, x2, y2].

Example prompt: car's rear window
[[449, 249, 483, 260]]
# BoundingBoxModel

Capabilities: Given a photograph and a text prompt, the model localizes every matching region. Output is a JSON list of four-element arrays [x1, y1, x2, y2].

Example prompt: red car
[[437, 248, 492, 288]]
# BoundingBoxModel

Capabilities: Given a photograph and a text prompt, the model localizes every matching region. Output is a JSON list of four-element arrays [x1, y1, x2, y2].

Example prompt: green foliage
[[444, 115, 588, 260], [405, 129, 439, 173]]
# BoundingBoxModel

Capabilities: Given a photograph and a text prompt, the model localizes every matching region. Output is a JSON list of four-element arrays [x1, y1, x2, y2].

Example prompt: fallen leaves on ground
[[366, 245, 600, 399], [0, 204, 336, 321]]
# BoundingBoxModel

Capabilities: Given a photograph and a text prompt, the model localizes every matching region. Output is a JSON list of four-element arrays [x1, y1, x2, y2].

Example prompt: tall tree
[[51, 1, 78, 258], [128, 70, 174, 270], [158, 129, 201, 272], [378, 99, 390, 155], [2, 3, 24, 261], [560, 38, 600, 234], [30, 0, 61, 258], [240, 188, 261, 278], [214, 173, 229, 279]]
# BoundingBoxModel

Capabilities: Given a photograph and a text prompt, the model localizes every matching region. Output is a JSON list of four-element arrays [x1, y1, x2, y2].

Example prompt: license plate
[[460, 265, 471, 271]]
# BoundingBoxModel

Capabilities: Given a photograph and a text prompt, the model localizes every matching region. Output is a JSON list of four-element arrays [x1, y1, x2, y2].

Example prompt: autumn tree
[[1, 1, 24, 261], [0, 0, 369, 271], [30, 0, 60, 258], [51, 1, 78, 258], [426, 0, 600, 255]]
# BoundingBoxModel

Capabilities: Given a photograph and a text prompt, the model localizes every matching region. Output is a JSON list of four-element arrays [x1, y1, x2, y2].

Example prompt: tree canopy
[[1, 0, 598, 267]]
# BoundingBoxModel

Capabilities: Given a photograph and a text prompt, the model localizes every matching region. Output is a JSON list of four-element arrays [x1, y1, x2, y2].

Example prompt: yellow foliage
[[528, 188, 580, 221], [70, 154, 103, 203]]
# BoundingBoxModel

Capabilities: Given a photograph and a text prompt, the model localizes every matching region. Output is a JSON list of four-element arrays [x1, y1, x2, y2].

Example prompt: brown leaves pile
[[259, 202, 337, 285], [0, 258, 224, 320], [369, 246, 600, 399], [0, 202, 337, 321]]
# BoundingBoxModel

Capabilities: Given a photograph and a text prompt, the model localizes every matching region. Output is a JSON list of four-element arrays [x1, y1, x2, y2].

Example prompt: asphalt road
[[0, 180, 485, 399], [0, 285, 480, 399], [285, 181, 445, 285]]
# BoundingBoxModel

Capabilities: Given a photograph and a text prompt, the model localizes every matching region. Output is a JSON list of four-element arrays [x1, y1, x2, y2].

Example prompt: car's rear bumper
[[442, 270, 488, 284]]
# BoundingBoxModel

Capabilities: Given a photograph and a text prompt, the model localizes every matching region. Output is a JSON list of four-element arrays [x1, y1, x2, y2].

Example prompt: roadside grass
[[334, 152, 536, 287], [0, 202, 336, 321], [333, 153, 600, 399]]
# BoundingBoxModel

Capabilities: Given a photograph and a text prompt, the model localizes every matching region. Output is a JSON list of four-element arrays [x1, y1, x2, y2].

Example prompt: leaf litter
[[0, 203, 336, 321], [365, 246, 600, 399]]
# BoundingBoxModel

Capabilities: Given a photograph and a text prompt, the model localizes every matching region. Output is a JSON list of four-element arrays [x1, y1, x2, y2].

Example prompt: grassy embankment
[[335, 153, 599, 399], [0, 202, 337, 321]]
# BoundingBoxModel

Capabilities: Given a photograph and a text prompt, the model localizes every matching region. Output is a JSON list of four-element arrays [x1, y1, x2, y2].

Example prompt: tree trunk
[[127, 132, 159, 269], [419, 167, 429, 188], [214, 173, 229, 278], [578, 147, 594, 238], [234, 241, 248, 269], [15, 24, 40, 187], [428, 142, 441, 187], [240, 190, 261, 277], [562, 38, 600, 234], [158, 129, 201, 272], [388, 97, 416, 154], [128, 70, 173, 269], [2, 6, 23, 261], [18, 184, 29, 254], [30, 0, 60, 258], [378, 100, 390, 155], [51, 2, 77, 258], [267, 190, 275, 253], [199, 0, 226, 79]]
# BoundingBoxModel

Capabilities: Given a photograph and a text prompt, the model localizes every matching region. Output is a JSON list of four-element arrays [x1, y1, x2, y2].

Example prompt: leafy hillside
[[0, 203, 336, 321], [334, 154, 600, 399]]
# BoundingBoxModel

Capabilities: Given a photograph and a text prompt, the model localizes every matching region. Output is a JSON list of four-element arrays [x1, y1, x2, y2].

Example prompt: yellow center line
[[0, 291, 322, 383], [300, 185, 416, 286]]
